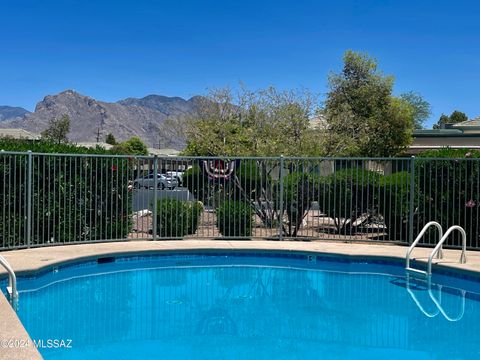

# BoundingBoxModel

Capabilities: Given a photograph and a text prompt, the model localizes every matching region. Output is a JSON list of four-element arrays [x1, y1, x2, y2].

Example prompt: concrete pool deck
[[1, 239, 480, 360]]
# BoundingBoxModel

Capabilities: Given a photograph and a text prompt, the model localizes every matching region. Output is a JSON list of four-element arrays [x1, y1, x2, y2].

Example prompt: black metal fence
[[1, 151, 479, 250]]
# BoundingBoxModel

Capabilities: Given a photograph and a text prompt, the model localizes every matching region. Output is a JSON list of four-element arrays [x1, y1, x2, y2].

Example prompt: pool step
[[405, 267, 428, 278]]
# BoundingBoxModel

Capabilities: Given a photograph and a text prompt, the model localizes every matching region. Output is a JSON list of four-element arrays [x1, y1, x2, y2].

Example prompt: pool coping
[[0, 292, 42, 359], [2, 240, 480, 278], [1, 239, 480, 360]]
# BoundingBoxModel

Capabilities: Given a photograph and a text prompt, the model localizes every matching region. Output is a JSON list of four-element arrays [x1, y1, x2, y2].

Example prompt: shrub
[[216, 201, 253, 237], [235, 160, 269, 199], [183, 165, 208, 202], [379, 172, 411, 241], [187, 201, 204, 235], [156, 199, 203, 238], [415, 149, 480, 247], [0, 139, 132, 248]]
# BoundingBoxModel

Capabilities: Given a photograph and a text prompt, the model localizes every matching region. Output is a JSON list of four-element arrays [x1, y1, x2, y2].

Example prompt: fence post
[[26, 151, 33, 248], [152, 155, 158, 241], [408, 156, 415, 245], [278, 155, 284, 241]]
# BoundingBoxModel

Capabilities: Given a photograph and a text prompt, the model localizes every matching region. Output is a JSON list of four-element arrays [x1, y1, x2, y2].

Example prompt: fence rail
[[0, 151, 479, 250]]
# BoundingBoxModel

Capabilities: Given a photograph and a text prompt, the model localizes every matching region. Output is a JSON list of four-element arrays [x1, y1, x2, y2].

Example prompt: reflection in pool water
[[12, 254, 480, 359]]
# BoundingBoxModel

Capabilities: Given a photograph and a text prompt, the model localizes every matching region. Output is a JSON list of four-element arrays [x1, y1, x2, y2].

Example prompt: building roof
[[77, 142, 180, 156], [148, 148, 181, 156], [453, 117, 480, 127], [0, 129, 41, 140], [413, 129, 463, 137], [76, 142, 114, 149]]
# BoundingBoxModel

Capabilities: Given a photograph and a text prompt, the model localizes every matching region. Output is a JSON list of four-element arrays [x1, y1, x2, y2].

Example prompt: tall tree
[[433, 110, 468, 129], [122, 136, 148, 155], [324, 50, 414, 157], [400, 92, 431, 129], [41, 114, 70, 143], [450, 110, 468, 124], [105, 133, 117, 145], [183, 86, 320, 156]]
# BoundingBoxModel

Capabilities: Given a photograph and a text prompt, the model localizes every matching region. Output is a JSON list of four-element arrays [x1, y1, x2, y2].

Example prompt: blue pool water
[[4, 252, 480, 359]]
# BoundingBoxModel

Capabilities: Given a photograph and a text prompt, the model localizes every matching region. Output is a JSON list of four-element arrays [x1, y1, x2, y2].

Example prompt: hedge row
[[415, 149, 480, 247], [0, 139, 133, 248]]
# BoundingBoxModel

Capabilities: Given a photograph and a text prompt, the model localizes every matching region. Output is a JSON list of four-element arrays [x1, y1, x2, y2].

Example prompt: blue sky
[[1, 0, 479, 127]]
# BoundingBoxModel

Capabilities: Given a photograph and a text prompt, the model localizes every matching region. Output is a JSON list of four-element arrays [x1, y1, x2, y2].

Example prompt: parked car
[[165, 171, 184, 186], [133, 173, 178, 190]]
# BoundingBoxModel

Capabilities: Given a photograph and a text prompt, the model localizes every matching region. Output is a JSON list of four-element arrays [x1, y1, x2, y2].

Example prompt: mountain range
[[0, 106, 30, 121], [0, 90, 202, 148]]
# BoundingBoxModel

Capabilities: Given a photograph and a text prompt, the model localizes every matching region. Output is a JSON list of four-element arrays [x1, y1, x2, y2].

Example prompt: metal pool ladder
[[0, 255, 18, 310], [406, 221, 467, 277]]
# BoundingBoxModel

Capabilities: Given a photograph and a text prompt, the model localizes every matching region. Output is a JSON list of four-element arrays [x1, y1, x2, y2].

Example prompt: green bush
[[379, 171, 411, 241], [235, 160, 269, 199], [317, 169, 381, 234], [415, 149, 480, 247], [216, 201, 253, 237], [0, 139, 133, 248], [187, 201, 204, 235], [156, 199, 203, 238], [183, 165, 208, 202]]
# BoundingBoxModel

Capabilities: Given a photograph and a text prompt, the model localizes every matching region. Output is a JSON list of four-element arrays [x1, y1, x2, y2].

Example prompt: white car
[[133, 173, 178, 190], [165, 171, 184, 186]]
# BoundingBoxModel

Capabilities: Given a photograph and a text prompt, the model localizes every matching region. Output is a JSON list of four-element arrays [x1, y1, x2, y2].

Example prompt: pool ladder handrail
[[406, 222, 467, 276], [406, 221, 443, 276], [427, 226, 467, 275], [406, 274, 466, 322], [0, 255, 18, 309]]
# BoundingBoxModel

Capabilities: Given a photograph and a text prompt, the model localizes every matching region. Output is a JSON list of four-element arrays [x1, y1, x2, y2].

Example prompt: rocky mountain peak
[[0, 90, 200, 149]]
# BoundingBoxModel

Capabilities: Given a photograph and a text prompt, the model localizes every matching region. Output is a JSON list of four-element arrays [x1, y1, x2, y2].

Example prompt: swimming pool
[[5, 252, 480, 359]]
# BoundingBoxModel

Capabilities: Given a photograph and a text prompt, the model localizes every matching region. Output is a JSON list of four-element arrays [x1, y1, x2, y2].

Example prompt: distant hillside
[[118, 94, 202, 117], [0, 106, 30, 121], [0, 90, 201, 148]]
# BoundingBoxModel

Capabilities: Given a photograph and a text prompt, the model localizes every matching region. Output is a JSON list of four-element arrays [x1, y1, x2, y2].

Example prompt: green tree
[[324, 51, 414, 157], [111, 136, 148, 155], [105, 133, 117, 145], [400, 92, 431, 129], [122, 136, 148, 155], [41, 114, 71, 143], [434, 114, 451, 129], [184, 86, 320, 156], [450, 110, 468, 124], [433, 110, 468, 129]]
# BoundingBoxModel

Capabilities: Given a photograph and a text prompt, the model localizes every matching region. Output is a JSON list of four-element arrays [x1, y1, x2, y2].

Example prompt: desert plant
[[156, 199, 203, 238], [216, 201, 253, 237], [281, 172, 315, 237]]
